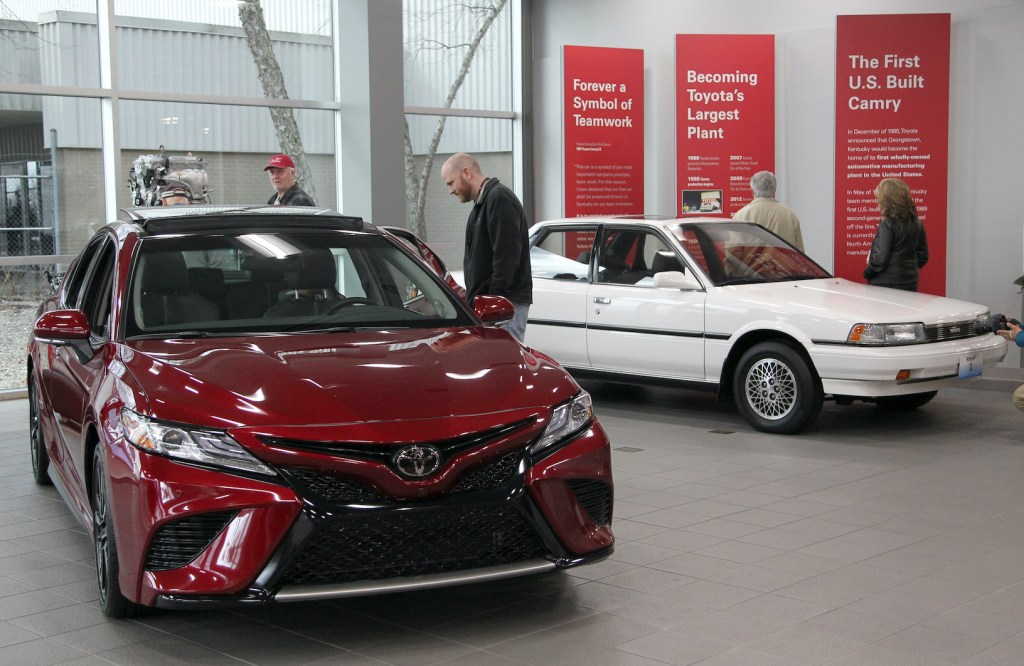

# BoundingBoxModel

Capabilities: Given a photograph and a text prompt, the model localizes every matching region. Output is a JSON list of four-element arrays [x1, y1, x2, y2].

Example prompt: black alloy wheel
[[29, 377, 52, 486], [92, 446, 139, 618]]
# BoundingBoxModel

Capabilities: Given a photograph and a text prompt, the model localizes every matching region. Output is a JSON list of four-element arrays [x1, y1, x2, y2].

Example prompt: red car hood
[[120, 327, 577, 436]]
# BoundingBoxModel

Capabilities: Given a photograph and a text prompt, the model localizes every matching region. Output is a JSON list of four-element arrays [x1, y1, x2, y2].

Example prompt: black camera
[[992, 313, 1020, 331]]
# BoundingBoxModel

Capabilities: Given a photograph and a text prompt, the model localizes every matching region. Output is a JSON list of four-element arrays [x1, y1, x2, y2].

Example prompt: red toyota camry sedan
[[28, 206, 613, 617]]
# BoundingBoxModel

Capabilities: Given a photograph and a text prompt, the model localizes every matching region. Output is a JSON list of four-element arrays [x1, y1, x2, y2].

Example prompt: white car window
[[597, 229, 674, 287], [531, 228, 594, 280]]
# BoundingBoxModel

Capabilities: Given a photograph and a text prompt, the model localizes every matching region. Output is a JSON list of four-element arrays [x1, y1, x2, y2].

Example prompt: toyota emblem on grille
[[393, 445, 442, 478], [949, 326, 961, 334]]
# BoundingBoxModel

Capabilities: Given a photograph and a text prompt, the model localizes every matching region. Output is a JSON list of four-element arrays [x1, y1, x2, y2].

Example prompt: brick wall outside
[[55, 149, 107, 254]]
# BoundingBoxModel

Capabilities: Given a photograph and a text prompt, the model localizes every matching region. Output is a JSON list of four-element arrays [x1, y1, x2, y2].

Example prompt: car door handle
[[593, 296, 610, 304]]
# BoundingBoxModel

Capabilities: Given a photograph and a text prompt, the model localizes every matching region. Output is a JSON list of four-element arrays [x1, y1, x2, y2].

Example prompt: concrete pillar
[[337, 0, 404, 226]]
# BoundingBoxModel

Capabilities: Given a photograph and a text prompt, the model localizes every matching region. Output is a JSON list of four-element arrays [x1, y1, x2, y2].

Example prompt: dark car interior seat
[[599, 247, 629, 283], [138, 251, 220, 328], [187, 267, 229, 318], [262, 249, 343, 317], [226, 255, 288, 319], [600, 234, 652, 285]]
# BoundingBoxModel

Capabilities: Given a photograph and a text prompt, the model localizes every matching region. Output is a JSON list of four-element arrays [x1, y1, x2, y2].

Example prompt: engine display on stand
[[128, 145, 210, 206]]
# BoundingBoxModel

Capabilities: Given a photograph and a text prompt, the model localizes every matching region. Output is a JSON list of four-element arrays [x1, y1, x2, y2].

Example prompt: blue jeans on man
[[501, 302, 530, 342]]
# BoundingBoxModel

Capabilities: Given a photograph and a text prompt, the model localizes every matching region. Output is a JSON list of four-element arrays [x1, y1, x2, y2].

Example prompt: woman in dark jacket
[[864, 177, 928, 291]]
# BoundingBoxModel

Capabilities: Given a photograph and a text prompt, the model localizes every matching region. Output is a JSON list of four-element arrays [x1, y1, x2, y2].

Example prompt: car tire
[[875, 391, 938, 411], [91, 446, 140, 618], [733, 341, 823, 434], [29, 376, 52, 486]]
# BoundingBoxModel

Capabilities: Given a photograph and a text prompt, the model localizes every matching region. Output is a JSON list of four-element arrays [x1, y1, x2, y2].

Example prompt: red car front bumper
[[104, 419, 614, 608]]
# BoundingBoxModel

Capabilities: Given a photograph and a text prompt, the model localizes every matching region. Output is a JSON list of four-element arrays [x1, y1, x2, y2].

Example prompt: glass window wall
[[403, 114, 512, 268], [0, 93, 103, 391], [0, 0, 526, 392], [403, 0, 513, 112], [120, 100, 336, 209], [402, 0, 519, 270], [114, 1, 335, 101]]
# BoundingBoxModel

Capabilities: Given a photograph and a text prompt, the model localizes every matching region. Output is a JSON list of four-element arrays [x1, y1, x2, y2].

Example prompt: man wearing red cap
[[264, 154, 316, 206]]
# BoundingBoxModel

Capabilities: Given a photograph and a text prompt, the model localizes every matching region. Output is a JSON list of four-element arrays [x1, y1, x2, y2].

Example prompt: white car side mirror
[[653, 271, 702, 291]]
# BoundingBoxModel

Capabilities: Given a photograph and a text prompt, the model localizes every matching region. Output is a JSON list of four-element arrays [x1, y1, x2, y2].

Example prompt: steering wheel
[[321, 297, 376, 315], [747, 256, 781, 275]]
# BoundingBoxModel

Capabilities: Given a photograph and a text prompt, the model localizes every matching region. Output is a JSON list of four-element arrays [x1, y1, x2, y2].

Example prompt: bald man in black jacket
[[441, 153, 532, 341]]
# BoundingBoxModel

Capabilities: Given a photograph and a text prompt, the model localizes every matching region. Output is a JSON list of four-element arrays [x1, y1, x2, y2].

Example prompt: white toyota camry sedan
[[524, 217, 1007, 434]]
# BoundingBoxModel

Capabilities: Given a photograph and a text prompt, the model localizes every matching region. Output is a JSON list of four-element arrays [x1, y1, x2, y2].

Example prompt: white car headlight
[[531, 392, 593, 456], [120, 409, 277, 477], [847, 322, 926, 345]]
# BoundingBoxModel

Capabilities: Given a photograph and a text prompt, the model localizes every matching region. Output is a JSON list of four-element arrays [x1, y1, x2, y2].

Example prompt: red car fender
[[106, 445, 302, 604], [526, 423, 614, 555]]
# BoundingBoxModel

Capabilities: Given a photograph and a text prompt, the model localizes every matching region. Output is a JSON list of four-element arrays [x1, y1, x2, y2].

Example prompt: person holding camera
[[996, 318, 1024, 412]]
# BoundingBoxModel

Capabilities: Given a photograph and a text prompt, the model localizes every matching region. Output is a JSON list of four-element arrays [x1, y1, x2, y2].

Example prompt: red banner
[[834, 14, 950, 295], [563, 45, 644, 217], [675, 34, 774, 217]]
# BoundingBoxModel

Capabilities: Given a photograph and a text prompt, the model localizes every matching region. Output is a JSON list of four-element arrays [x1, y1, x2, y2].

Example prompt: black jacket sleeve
[[915, 220, 929, 268], [863, 218, 893, 280], [486, 195, 525, 298]]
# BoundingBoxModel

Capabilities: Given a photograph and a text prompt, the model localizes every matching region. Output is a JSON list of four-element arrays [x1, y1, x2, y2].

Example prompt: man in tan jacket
[[733, 171, 804, 252]]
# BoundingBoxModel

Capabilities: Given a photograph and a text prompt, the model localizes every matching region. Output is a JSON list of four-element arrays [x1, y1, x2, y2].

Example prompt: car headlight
[[120, 409, 277, 477], [531, 391, 593, 456], [976, 312, 993, 333], [847, 322, 926, 345]]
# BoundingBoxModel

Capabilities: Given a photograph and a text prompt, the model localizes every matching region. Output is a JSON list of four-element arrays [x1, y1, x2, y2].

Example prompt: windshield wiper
[[783, 274, 828, 282], [129, 330, 259, 340], [715, 277, 765, 286], [128, 330, 214, 339], [296, 325, 359, 333]]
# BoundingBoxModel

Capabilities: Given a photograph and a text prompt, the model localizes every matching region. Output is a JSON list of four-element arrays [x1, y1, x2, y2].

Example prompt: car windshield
[[124, 229, 472, 337], [671, 222, 831, 286]]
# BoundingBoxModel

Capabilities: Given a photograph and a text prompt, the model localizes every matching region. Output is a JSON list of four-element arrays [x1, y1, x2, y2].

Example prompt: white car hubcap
[[745, 358, 797, 420]]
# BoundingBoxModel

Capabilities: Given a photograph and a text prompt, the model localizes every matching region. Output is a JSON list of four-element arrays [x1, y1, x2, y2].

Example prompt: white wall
[[533, 0, 1024, 366]]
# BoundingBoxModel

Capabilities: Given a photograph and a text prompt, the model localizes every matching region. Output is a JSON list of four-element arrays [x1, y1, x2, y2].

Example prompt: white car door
[[585, 228, 707, 379], [524, 227, 595, 368]]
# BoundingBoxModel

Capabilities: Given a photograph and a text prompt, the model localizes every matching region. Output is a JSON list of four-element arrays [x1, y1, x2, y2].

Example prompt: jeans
[[501, 302, 530, 342]]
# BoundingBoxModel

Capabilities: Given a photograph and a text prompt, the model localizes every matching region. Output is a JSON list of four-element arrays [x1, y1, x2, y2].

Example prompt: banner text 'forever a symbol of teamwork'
[[834, 14, 950, 295], [563, 45, 644, 219], [675, 34, 774, 217]]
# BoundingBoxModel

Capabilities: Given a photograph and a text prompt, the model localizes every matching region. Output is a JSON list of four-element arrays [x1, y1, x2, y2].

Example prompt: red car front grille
[[278, 448, 526, 504], [450, 449, 522, 494], [276, 505, 545, 586], [284, 469, 385, 503]]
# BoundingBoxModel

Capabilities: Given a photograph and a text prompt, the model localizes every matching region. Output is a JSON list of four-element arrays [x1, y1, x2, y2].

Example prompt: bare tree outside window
[[238, 0, 317, 202], [404, 0, 508, 239]]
